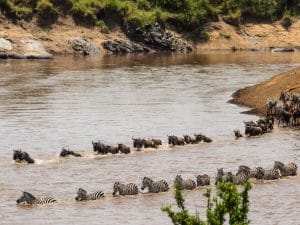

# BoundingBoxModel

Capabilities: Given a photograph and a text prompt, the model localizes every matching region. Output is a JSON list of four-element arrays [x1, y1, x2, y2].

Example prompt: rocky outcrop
[[0, 38, 52, 59], [69, 37, 99, 55], [21, 39, 53, 59], [127, 23, 192, 52], [0, 38, 13, 51], [102, 39, 150, 54]]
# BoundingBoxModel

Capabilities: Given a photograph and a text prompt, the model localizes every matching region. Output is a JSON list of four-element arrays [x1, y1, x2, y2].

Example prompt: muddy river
[[0, 52, 299, 225]]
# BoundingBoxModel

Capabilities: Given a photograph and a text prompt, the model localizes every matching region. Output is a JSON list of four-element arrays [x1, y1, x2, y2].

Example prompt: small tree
[[162, 182, 252, 225]]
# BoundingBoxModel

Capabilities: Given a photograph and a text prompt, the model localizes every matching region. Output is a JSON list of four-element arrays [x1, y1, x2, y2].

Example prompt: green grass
[[0, 0, 299, 32]]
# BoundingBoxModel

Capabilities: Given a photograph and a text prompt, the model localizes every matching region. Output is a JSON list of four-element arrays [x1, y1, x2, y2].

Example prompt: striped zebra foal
[[75, 188, 105, 201], [174, 175, 196, 190], [16, 192, 56, 205], [112, 182, 138, 196], [141, 177, 169, 193]]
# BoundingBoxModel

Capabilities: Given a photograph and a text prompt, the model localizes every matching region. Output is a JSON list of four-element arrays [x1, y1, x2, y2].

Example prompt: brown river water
[[0, 52, 299, 225]]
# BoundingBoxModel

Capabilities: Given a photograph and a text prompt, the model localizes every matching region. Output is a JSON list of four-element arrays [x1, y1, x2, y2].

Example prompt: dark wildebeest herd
[[234, 91, 300, 138], [15, 160, 297, 205], [12, 91, 299, 206]]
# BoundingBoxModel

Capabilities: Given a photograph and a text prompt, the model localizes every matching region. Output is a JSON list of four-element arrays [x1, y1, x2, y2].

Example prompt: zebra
[[141, 177, 169, 193], [75, 188, 105, 201], [174, 175, 196, 190], [215, 168, 233, 185], [196, 174, 210, 186], [255, 167, 280, 180], [273, 161, 297, 176], [113, 182, 138, 196], [232, 171, 248, 185], [16, 192, 56, 205]]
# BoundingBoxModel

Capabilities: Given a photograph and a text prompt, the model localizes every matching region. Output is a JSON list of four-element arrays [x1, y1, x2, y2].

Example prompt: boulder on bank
[[21, 39, 53, 59], [102, 39, 150, 54], [69, 37, 99, 55], [270, 47, 296, 52], [0, 38, 13, 51], [127, 23, 192, 52]]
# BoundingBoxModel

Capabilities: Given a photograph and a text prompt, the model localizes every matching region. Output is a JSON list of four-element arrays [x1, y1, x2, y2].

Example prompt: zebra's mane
[[23, 192, 36, 201]]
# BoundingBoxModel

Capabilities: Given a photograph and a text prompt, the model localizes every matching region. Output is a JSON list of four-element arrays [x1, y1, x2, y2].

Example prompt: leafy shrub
[[281, 10, 293, 29], [162, 182, 252, 225], [0, 0, 33, 21], [36, 0, 59, 26]]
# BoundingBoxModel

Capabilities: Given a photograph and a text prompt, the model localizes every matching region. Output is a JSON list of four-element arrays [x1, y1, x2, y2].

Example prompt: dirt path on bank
[[230, 67, 300, 115]]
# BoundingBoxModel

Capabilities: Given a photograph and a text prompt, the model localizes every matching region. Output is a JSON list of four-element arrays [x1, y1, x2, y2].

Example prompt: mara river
[[0, 52, 299, 225]]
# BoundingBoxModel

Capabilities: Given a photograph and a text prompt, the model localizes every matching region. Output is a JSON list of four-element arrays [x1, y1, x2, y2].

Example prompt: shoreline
[[229, 67, 300, 115], [1, 18, 300, 58]]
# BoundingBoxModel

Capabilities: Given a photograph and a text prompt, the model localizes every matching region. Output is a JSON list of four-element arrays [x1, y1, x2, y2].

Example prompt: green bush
[[36, 0, 59, 26], [0, 0, 33, 21], [162, 182, 252, 225], [71, 0, 103, 26], [281, 10, 293, 29]]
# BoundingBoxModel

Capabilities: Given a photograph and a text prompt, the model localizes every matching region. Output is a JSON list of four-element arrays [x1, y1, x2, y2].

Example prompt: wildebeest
[[132, 137, 143, 150], [16, 192, 56, 205], [196, 174, 210, 186], [142, 139, 157, 148], [292, 109, 300, 125], [106, 145, 119, 154], [183, 135, 197, 144], [13, 150, 35, 164], [117, 143, 130, 154], [194, 134, 212, 143], [150, 138, 162, 146], [59, 148, 81, 157], [92, 141, 108, 154], [168, 135, 185, 146], [244, 123, 263, 137], [273, 161, 297, 176], [233, 130, 243, 139]]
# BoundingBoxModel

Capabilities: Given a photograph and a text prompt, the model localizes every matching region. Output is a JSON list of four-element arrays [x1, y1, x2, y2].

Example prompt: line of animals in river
[[12, 133, 213, 163], [16, 161, 297, 205]]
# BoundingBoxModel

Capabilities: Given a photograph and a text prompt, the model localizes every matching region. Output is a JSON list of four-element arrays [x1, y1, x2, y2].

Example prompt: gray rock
[[127, 23, 192, 52], [0, 38, 13, 51], [21, 39, 53, 59], [69, 37, 99, 55], [270, 47, 295, 52], [102, 39, 150, 54]]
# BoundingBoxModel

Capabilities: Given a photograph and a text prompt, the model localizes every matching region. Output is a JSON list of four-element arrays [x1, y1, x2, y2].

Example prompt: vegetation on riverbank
[[162, 182, 252, 225], [1, 0, 300, 34]]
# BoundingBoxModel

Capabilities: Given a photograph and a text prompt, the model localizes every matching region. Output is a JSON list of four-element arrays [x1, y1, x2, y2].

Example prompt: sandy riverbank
[[1, 16, 300, 56], [230, 67, 300, 115]]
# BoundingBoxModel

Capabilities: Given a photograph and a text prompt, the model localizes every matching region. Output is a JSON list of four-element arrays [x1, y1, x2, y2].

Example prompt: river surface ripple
[[0, 52, 299, 225]]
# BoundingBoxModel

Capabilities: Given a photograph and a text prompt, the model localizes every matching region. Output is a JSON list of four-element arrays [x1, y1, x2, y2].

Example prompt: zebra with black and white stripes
[[75, 188, 105, 201], [112, 182, 139, 196], [141, 177, 169, 193], [255, 167, 280, 180], [16, 192, 56, 205], [273, 161, 297, 176], [174, 174, 196, 190]]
